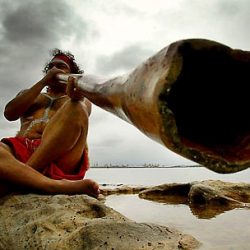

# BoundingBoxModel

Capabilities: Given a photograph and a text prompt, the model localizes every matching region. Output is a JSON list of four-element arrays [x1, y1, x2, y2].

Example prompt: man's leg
[[27, 99, 89, 171], [0, 145, 99, 197]]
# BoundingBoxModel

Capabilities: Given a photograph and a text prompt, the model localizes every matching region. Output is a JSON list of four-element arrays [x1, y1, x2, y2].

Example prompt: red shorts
[[1, 137, 89, 180]]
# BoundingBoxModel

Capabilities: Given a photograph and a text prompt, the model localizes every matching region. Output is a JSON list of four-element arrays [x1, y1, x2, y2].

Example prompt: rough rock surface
[[0, 193, 199, 250], [139, 180, 250, 218], [101, 184, 149, 196]]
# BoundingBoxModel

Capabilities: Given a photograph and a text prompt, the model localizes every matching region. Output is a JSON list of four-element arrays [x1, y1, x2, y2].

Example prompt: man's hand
[[66, 76, 85, 101], [42, 66, 66, 87]]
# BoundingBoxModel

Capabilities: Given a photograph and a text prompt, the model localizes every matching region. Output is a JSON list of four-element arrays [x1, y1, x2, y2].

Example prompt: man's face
[[48, 58, 71, 73]]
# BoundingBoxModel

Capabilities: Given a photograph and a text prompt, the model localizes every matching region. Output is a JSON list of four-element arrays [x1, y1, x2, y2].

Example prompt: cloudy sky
[[0, 0, 249, 166]]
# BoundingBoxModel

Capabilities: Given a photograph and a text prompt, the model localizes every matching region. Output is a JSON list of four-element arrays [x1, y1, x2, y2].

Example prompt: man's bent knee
[[64, 100, 89, 124]]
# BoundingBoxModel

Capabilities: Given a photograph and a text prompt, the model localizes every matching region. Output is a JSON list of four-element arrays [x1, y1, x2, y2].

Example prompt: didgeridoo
[[57, 39, 250, 173]]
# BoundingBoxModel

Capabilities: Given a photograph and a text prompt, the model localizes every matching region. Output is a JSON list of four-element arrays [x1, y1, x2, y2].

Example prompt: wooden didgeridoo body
[[58, 39, 250, 173]]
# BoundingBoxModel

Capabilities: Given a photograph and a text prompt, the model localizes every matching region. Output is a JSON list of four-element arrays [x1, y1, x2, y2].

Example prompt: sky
[[0, 0, 249, 167]]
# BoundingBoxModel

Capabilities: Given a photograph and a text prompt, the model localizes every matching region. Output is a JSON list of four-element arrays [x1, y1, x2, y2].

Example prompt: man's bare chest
[[23, 93, 68, 119]]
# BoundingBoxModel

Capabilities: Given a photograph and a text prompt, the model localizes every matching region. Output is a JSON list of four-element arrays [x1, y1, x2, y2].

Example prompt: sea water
[[85, 167, 250, 249]]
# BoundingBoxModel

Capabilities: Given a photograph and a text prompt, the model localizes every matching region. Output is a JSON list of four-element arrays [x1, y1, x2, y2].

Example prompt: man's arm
[[66, 76, 92, 116], [4, 67, 64, 121]]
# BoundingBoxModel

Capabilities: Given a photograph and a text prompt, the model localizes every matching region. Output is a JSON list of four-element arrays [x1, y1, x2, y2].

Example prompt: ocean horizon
[[90, 164, 200, 168]]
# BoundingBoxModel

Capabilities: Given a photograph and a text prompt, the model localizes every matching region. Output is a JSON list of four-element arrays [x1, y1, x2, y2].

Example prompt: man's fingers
[[67, 76, 84, 101], [66, 76, 74, 96], [67, 76, 78, 99]]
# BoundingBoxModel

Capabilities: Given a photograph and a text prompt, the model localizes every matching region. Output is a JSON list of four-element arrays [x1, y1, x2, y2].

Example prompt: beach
[[86, 167, 250, 249]]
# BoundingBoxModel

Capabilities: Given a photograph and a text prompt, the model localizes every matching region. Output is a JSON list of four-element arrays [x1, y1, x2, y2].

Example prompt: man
[[0, 49, 99, 197]]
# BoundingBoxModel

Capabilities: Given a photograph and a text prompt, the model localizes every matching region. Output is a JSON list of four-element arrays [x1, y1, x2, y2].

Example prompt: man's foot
[[50, 179, 100, 198]]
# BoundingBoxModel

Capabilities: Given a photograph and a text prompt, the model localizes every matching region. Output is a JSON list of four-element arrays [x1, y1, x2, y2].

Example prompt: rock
[[139, 180, 250, 219], [100, 184, 149, 196], [0, 193, 199, 250], [138, 183, 191, 204]]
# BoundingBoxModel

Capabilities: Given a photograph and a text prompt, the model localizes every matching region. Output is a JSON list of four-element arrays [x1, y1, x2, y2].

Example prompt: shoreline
[[90, 165, 201, 169]]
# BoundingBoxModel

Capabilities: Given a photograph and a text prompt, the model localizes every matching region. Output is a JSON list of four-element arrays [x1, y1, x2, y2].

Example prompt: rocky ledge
[[139, 180, 250, 219], [0, 193, 199, 250]]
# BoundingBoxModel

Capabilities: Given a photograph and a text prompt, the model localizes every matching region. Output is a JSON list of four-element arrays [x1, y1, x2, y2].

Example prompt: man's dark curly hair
[[43, 48, 84, 74]]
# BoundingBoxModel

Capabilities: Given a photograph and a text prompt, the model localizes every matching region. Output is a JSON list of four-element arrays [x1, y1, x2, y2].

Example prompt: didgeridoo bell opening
[[158, 39, 250, 173], [58, 39, 250, 173]]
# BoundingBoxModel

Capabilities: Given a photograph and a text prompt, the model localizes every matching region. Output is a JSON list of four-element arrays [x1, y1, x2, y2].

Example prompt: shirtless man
[[0, 49, 99, 197]]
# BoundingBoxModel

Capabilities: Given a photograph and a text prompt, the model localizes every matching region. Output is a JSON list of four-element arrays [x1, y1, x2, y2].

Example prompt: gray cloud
[[153, 0, 250, 49], [95, 44, 153, 74], [94, 1, 144, 17], [216, 1, 241, 16], [3, 6, 55, 43], [89, 107, 111, 126], [1, 0, 89, 48], [94, 137, 122, 148]]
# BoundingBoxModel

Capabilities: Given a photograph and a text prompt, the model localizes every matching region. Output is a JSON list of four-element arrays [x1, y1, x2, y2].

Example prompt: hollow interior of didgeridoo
[[160, 43, 250, 173]]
